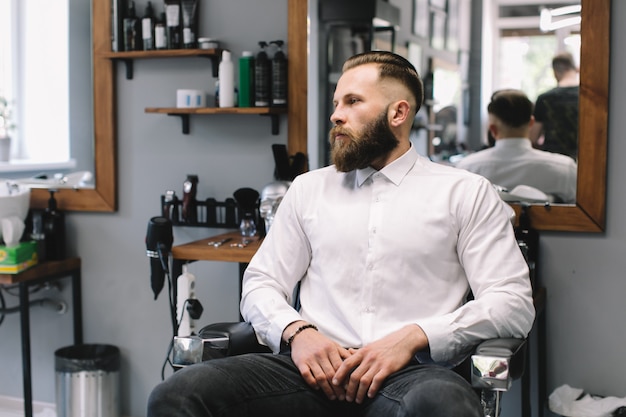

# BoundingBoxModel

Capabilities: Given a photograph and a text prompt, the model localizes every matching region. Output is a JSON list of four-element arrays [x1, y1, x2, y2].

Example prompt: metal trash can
[[55, 344, 120, 417]]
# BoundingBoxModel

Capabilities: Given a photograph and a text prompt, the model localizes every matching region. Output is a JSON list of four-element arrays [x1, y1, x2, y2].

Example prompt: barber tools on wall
[[271, 144, 306, 182], [145, 216, 173, 300]]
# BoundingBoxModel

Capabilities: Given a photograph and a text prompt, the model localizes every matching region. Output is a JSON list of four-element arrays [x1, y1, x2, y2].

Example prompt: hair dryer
[[146, 216, 173, 300]]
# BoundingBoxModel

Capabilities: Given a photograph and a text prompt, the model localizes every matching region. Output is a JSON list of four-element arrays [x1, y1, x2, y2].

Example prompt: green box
[[0, 241, 38, 274]]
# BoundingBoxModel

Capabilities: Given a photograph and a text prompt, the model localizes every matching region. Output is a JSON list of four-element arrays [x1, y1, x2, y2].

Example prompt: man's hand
[[332, 324, 428, 404], [285, 322, 352, 400]]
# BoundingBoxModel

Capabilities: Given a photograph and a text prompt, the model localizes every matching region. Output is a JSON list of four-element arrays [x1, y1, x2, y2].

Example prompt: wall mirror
[[286, 0, 609, 232], [29, 0, 116, 212]]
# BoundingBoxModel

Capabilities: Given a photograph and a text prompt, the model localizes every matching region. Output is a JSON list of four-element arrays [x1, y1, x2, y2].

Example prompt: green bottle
[[238, 51, 255, 108]]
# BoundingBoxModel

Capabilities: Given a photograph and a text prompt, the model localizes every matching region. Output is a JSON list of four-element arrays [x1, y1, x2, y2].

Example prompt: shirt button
[[367, 264, 373, 270]]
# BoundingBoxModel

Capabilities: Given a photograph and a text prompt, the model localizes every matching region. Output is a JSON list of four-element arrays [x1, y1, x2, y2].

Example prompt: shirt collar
[[355, 145, 418, 187], [494, 138, 533, 150]]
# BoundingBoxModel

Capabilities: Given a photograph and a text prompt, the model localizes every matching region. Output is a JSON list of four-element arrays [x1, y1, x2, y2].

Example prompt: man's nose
[[330, 106, 344, 125]]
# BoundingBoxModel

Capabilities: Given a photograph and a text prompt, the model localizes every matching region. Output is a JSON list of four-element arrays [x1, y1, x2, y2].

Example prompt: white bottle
[[219, 50, 235, 108]]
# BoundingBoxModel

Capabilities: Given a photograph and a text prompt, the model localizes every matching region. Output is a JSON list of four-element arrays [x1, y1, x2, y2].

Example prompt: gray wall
[[0, 1, 624, 417]]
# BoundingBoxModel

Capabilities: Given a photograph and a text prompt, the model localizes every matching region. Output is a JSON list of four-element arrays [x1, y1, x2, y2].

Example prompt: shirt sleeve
[[416, 177, 536, 363], [239, 178, 311, 353]]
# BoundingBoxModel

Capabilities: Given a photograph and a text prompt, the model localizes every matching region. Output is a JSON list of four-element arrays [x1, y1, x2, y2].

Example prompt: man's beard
[[329, 111, 399, 172]]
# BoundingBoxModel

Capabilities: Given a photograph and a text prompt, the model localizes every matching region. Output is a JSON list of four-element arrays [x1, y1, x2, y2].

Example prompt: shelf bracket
[[121, 59, 134, 80], [200, 55, 220, 77], [168, 114, 190, 134], [262, 114, 281, 135]]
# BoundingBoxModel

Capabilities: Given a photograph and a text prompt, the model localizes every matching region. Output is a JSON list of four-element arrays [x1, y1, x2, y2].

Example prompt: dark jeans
[[147, 353, 483, 417]]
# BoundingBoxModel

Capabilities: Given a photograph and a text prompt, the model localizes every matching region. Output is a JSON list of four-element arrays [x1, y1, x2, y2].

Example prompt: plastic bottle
[[270, 40, 288, 107], [219, 50, 235, 108], [42, 190, 66, 261], [254, 41, 271, 107], [238, 51, 255, 108], [154, 12, 167, 50], [141, 1, 155, 50]]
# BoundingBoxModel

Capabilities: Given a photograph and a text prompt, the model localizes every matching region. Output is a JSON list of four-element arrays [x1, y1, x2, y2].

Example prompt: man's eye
[[349, 98, 360, 104]]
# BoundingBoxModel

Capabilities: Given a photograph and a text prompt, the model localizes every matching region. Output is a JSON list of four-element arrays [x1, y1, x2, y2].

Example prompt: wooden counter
[[171, 231, 263, 264]]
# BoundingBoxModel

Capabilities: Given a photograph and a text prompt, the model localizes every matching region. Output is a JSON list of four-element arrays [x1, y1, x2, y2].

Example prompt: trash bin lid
[[55, 344, 120, 373]]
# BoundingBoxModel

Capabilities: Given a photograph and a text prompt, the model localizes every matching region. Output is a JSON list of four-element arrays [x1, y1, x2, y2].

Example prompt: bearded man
[[148, 51, 535, 417]]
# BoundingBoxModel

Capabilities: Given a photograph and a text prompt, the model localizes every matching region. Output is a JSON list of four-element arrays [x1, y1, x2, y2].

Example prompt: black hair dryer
[[145, 216, 173, 300]]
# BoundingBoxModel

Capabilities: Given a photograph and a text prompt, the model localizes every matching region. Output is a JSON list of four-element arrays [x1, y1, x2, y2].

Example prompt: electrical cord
[[160, 297, 192, 380], [0, 287, 5, 326]]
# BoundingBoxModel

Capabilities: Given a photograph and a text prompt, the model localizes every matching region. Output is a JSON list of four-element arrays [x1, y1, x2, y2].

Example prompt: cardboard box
[[0, 241, 39, 274]]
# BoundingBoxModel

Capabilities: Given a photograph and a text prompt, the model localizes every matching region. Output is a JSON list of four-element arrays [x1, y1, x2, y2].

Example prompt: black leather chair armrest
[[198, 321, 271, 356]]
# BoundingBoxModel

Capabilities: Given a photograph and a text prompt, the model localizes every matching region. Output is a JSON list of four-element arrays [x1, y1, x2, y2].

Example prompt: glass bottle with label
[[142, 1, 155, 50], [155, 12, 167, 50]]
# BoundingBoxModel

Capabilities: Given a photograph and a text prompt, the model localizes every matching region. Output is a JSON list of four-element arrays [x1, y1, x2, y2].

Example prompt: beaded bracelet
[[286, 323, 318, 346]]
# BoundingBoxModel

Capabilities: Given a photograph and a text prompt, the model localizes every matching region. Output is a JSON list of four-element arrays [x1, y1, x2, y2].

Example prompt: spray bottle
[[254, 41, 271, 107], [270, 40, 287, 107]]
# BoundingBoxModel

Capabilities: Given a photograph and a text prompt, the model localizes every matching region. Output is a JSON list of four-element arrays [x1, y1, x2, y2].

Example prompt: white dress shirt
[[455, 138, 577, 203], [241, 146, 535, 364]]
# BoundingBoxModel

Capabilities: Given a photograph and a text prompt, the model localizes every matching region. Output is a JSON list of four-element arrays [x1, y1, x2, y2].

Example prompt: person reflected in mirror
[[147, 51, 535, 417], [529, 52, 579, 160], [456, 89, 577, 204]]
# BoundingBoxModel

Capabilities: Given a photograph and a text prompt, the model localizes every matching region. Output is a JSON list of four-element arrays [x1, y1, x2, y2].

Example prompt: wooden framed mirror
[[287, 0, 609, 232], [29, 0, 117, 212]]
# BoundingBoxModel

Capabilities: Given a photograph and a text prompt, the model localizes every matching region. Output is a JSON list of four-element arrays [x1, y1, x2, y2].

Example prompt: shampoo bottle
[[254, 41, 271, 107], [141, 1, 155, 50], [165, 0, 182, 49], [238, 51, 255, 108], [270, 40, 287, 107], [219, 50, 235, 108], [42, 190, 66, 261]]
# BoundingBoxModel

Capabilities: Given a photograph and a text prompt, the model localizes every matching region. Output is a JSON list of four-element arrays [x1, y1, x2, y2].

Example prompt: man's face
[[329, 64, 399, 172]]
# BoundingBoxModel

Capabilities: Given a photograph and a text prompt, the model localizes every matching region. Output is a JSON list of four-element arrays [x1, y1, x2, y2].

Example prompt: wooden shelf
[[101, 48, 224, 79], [145, 107, 287, 135], [172, 231, 262, 264]]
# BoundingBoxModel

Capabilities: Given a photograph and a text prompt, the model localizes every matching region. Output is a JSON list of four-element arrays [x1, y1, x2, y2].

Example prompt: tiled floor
[[0, 396, 56, 417]]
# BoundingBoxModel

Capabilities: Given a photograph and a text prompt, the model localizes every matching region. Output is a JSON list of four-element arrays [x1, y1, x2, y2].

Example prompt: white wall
[[0, 1, 624, 416]]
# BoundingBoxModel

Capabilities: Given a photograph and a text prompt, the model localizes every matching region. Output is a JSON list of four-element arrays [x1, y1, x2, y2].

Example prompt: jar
[[197, 38, 219, 50]]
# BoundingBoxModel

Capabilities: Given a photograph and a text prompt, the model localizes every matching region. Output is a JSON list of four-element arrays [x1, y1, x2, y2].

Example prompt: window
[[0, 0, 72, 168]]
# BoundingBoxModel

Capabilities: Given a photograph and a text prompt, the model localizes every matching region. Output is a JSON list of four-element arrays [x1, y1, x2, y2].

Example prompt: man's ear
[[389, 100, 411, 127], [488, 123, 498, 139]]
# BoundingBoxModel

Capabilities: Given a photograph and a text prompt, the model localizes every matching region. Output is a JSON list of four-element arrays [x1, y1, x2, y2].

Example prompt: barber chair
[[171, 207, 542, 417], [173, 321, 526, 417]]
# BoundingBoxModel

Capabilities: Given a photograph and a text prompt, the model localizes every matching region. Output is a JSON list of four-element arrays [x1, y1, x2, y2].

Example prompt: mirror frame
[[287, 0, 609, 232], [29, 0, 117, 212]]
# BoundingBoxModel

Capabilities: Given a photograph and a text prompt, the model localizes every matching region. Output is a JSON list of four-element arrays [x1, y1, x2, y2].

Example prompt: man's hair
[[342, 51, 424, 114], [552, 52, 577, 74], [488, 89, 533, 128]]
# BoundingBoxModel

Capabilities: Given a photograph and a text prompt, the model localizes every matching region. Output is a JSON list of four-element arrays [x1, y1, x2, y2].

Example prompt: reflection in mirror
[[294, 0, 608, 231], [457, 0, 580, 203]]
